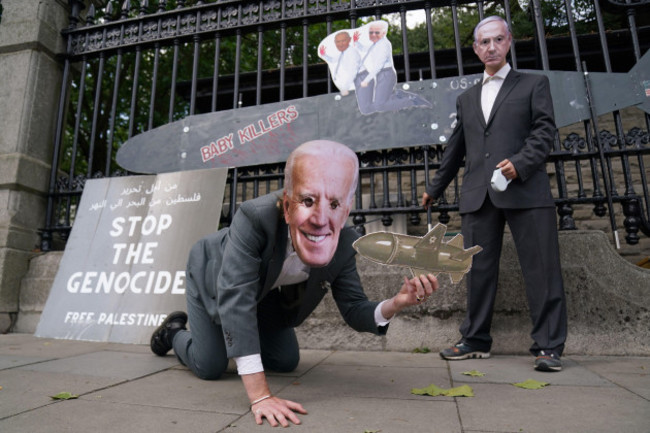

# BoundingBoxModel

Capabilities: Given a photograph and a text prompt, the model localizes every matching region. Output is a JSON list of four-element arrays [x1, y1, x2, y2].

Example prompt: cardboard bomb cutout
[[352, 223, 482, 284]]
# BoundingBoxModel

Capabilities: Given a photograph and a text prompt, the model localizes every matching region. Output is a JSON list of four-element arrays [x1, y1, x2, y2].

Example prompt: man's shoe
[[440, 342, 490, 360], [534, 350, 562, 372], [150, 311, 187, 356]]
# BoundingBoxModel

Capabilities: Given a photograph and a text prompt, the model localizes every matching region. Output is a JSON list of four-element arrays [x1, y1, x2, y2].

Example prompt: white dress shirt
[[481, 63, 511, 122], [321, 46, 361, 93], [358, 37, 393, 85]]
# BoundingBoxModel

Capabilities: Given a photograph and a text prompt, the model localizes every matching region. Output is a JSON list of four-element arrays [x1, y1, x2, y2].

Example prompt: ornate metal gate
[[42, 0, 650, 257]]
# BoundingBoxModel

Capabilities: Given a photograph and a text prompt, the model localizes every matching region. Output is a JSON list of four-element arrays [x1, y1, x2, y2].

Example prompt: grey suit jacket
[[426, 69, 556, 213], [185, 191, 385, 359]]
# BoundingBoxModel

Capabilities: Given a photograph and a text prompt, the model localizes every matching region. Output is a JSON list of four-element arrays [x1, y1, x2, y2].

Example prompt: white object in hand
[[491, 168, 512, 192]]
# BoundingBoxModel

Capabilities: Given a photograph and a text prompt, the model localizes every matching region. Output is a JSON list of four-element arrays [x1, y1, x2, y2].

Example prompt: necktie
[[334, 50, 344, 79]]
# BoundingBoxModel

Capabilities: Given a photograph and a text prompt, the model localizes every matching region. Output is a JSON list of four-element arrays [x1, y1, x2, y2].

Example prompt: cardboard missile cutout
[[352, 223, 482, 284], [115, 47, 650, 174]]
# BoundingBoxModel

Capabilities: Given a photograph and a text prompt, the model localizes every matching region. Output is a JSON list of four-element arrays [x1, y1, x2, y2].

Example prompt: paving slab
[[0, 398, 239, 433], [571, 355, 650, 374], [223, 395, 462, 433], [86, 368, 298, 415], [456, 382, 650, 433], [0, 368, 120, 418], [572, 355, 650, 399], [0, 354, 47, 369], [292, 363, 451, 400], [16, 350, 177, 379], [322, 349, 447, 368], [0, 335, 648, 433], [448, 355, 613, 387], [103, 341, 155, 354], [0, 334, 109, 358]]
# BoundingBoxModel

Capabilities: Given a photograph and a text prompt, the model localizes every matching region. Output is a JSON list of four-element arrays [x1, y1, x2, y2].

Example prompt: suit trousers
[[355, 68, 397, 114], [460, 195, 567, 356], [172, 288, 300, 380], [354, 70, 375, 115]]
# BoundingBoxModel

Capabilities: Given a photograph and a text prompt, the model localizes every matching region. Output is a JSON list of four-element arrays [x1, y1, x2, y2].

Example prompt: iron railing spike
[[121, 0, 131, 20]]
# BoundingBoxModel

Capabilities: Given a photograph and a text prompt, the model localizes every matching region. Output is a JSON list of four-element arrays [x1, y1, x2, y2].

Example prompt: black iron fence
[[41, 0, 650, 252]]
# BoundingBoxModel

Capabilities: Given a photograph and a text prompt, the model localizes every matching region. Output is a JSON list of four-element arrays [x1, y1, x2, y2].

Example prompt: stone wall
[[0, 0, 68, 331]]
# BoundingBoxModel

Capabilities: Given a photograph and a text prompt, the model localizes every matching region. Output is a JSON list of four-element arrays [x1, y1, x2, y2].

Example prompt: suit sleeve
[[216, 201, 267, 358], [508, 75, 556, 182], [425, 98, 467, 201]]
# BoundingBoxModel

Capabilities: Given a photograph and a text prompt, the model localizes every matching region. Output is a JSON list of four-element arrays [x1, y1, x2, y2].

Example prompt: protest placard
[[36, 168, 228, 344]]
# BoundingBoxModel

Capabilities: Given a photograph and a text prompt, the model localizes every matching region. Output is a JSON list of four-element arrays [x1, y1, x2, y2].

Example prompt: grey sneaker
[[534, 350, 562, 372], [440, 342, 490, 360]]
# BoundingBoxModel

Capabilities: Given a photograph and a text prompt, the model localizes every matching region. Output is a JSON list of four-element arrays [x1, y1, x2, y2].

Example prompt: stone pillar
[[0, 0, 69, 331]]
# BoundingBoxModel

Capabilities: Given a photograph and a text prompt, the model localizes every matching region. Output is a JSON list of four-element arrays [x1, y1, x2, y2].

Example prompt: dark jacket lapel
[[262, 218, 288, 295], [470, 82, 487, 129]]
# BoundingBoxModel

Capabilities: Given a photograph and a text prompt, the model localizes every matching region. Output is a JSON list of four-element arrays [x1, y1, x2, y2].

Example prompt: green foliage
[[386, 0, 634, 53]]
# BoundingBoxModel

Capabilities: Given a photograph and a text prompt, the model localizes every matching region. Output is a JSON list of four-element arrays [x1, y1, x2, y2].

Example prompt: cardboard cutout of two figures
[[318, 20, 432, 115]]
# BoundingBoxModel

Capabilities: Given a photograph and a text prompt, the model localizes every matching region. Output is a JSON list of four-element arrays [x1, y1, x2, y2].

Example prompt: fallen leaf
[[411, 384, 474, 397], [411, 384, 447, 396], [50, 392, 79, 400], [412, 347, 431, 353], [445, 385, 475, 397], [513, 379, 549, 389], [462, 369, 486, 377]]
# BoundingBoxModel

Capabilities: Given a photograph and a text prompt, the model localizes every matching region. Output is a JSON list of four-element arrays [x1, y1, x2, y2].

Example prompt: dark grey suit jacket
[[185, 191, 385, 359], [426, 69, 556, 213]]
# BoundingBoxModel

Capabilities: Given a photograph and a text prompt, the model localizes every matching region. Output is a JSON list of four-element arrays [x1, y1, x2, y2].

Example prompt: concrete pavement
[[0, 333, 648, 432]]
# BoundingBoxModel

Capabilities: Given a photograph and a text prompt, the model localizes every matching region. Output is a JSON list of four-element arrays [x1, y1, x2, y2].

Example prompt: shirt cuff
[[374, 300, 392, 327], [234, 354, 264, 375]]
